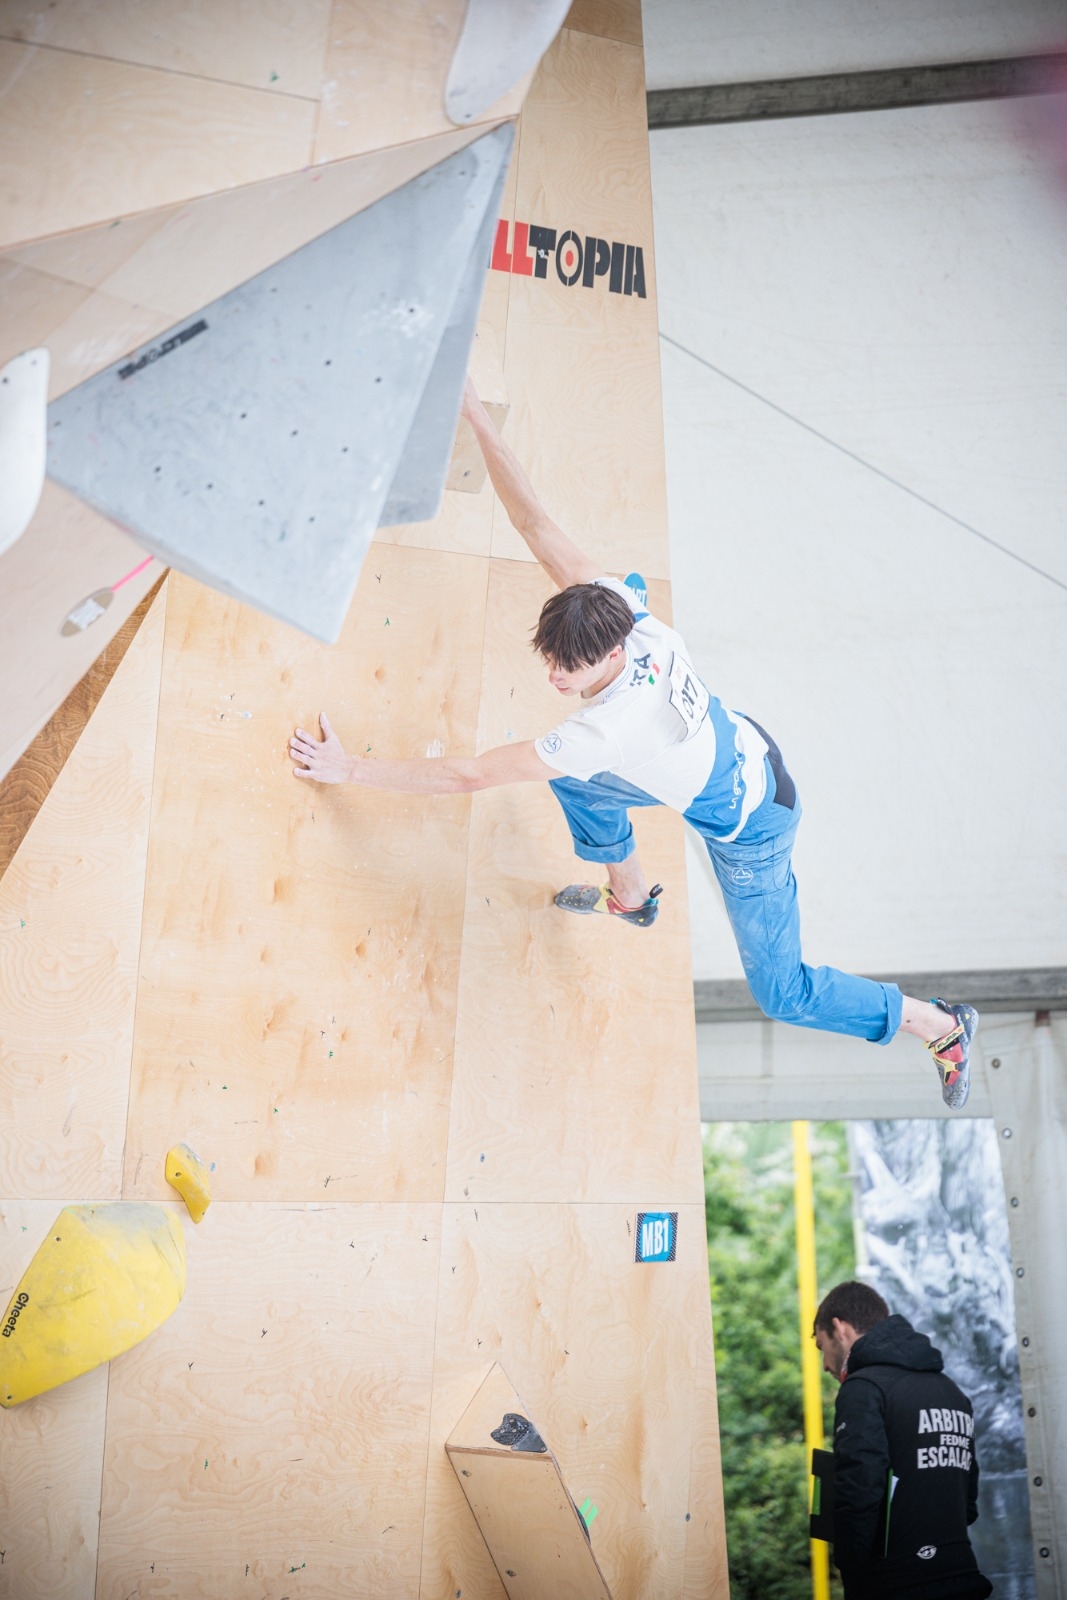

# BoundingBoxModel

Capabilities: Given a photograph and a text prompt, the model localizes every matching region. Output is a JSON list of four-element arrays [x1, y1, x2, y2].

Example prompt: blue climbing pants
[[548, 758, 902, 1045]]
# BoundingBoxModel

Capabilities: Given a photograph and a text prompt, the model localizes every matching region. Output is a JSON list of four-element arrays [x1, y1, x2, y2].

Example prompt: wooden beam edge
[[0, 572, 168, 880]]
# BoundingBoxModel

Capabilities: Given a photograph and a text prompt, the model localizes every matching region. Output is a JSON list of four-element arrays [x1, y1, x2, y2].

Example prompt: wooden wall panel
[[94, 1202, 440, 1600], [9, 273, 173, 401], [0, 131, 496, 777], [431, 23, 724, 1588], [65, 125, 492, 325], [313, 0, 531, 167], [123, 552, 487, 1205], [0, 0, 542, 250], [0, 40, 317, 250], [421, 1203, 710, 1600], [0, 0, 334, 99], [0, 575, 167, 878], [490, 28, 667, 578], [3, 126, 489, 387], [8, 211, 175, 295], [564, 0, 644, 46], [0, 258, 93, 367], [0, 1201, 110, 1600], [0, 588, 164, 1199], [0, 481, 161, 779], [375, 481, 496, 560], [445, 560, 702, 1205], [682, 1299, 730, 1600], [0, 17, 727, 1598]]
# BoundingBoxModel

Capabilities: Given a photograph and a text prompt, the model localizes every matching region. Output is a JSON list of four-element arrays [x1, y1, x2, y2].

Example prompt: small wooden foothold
[[446, 1364, 614, 1598], [165, 1142, 212, 1223]]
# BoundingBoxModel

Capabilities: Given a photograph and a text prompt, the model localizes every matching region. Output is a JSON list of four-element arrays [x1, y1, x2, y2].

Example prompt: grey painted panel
[[379, 133, 510, 526], [45, 124, 514, 643]]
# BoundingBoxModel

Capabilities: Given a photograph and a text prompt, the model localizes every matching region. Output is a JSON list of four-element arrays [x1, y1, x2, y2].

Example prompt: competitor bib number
[[668, 652, 710, 739]]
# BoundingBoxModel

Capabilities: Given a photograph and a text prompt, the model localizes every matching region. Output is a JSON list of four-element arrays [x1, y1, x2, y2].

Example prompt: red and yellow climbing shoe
[[925, 1000, 979, 1111], [553, 882, 662, 928]]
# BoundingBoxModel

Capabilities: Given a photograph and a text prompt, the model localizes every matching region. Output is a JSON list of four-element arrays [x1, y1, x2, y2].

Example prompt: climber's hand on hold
[[289, 712, 353, 784]]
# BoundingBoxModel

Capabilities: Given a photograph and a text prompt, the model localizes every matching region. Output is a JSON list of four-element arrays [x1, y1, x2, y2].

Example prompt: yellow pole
[[792, 1119, 831, 1600]]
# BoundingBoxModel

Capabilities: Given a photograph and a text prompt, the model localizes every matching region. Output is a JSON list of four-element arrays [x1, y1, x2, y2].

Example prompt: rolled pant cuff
[[874, 983, 905, 1045], [570, 837, 636, 865]]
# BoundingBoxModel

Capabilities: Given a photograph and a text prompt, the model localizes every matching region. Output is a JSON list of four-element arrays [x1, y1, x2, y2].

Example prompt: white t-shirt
[[534, 577, 768, 839]]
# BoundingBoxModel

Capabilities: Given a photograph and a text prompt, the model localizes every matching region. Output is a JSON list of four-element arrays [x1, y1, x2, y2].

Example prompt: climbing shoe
[[553, 882, 662, 928], [926, 1000, 979, 1111]]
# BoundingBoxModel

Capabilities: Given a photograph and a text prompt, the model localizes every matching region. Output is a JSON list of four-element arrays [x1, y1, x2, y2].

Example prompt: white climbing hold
[[445, 0, 571, 125], [0, 348, 49, 555]]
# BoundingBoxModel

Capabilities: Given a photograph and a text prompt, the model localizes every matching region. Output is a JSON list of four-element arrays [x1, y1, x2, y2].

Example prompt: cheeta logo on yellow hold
[[2, 1292, 29, 1338]]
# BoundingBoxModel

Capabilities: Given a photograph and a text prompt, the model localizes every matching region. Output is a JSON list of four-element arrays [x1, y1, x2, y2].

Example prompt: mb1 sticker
[[635, 1212, 677, 1263]]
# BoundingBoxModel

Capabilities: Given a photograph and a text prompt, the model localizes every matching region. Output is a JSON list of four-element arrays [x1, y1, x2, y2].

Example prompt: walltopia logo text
[[491, 219, 647, 298]]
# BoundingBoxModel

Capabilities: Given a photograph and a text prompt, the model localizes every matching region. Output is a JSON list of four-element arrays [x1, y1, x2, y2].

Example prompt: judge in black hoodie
[[814, 1281, 993, 1600]]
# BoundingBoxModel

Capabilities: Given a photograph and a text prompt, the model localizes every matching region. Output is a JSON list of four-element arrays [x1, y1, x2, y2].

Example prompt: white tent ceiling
[[643, 0, 1067, 87], [642, 2, 1067, 985]]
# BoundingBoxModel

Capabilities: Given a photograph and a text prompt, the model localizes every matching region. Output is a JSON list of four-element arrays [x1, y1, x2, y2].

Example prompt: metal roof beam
[[648, 53, 1067, 129]]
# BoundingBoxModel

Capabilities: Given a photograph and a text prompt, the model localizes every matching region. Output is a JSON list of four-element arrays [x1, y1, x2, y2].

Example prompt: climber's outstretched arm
[[289, 713, 550, 792], [461, 378, 599, 591]]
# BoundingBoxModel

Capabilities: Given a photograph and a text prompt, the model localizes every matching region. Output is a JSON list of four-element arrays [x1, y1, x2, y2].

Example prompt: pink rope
[[110, 555, 155, 592]]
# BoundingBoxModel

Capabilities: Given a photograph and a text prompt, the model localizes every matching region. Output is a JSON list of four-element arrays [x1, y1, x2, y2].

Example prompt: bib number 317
[[668, 652, 710, 739]]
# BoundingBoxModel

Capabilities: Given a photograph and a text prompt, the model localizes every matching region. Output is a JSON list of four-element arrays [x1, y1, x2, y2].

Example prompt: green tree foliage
[[704, 1122, 855, 1600]]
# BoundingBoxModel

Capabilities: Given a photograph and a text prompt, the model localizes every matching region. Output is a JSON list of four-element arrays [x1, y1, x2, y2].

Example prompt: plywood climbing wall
[[0, 121, 502, 776], [0, 4, 729, 1596], [0, 0, 525, 777]]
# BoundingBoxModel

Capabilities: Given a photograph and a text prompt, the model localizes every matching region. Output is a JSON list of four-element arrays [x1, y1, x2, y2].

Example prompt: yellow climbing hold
[[0, 1204, 186, 1407], [165, 1142, 212, 1223]]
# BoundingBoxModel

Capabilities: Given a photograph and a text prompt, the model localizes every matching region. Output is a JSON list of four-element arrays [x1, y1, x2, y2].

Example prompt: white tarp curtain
[[984, 1017, 1067, 1599]]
